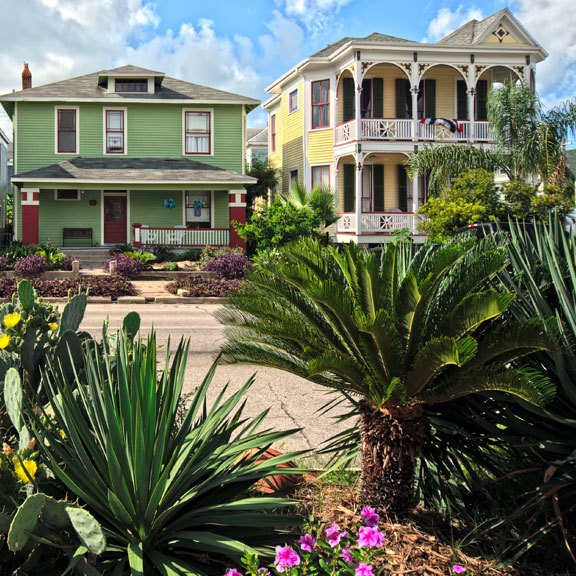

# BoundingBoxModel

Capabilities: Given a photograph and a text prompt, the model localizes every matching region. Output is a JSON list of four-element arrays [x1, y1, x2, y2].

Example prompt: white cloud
[[425, 5, 484, 42], [274, 0, 353, 34], [513, 0, 576, 108]]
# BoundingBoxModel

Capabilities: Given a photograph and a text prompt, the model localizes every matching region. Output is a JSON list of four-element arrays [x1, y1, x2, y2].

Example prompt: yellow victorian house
[[263, 8, 547, 244]]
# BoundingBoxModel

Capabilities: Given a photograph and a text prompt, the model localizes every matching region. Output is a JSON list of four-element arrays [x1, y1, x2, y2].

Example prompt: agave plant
[[29, 331, 304, 575], [217, 237, 556, 514]]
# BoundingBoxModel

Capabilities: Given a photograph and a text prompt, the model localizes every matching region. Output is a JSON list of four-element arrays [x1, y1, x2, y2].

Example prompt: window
[[115, 78, 148, 93], [185, 191, 211, 228], [55, 189, 80, 201], [312, 166, 330, 190], [184, 111, 211, 155], [105, 110, 125, 154], [289, 89, 298, 113], [270, 114, 276, 153], [57, 108, 77, 153], [289, 169, 298, 189], [417, 79, 436, 119], [312, 79, 330, 128]]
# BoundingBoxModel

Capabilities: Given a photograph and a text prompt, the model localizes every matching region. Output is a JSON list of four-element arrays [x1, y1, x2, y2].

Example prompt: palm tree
[[217, 237, 555, 514], [279, 181, 339, 229], [407, 82, 576, 196]]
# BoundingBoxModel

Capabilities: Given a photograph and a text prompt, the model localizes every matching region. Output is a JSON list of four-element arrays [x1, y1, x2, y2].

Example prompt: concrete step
[[64, 249, 111, 270]]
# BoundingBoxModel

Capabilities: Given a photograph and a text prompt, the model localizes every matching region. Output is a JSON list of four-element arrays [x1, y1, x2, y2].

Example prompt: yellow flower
[[4, 313, 21, 329], [59, 429, 67, 438], [0, 334, 10, 349], [48, 322, 58, 331], [14, 459, 37, 484]]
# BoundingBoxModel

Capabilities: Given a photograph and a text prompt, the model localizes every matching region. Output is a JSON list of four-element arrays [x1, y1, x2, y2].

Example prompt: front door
[[104, 195, 127, 244]]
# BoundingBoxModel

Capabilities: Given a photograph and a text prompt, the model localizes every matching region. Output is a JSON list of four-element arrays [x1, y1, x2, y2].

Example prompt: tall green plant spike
[[4, 367, 23, 431], [127, 542, 144, 576], [17, 280, 35, 312], [66, 506, 106, 555], [7, 493, 46, 551], [54, 331, 83, 385], [60, 293, 88, 333]]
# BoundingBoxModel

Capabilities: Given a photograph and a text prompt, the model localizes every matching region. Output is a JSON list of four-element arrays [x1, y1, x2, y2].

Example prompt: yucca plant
[[218, 237, 556, 514], [29, 331, 304, 575]]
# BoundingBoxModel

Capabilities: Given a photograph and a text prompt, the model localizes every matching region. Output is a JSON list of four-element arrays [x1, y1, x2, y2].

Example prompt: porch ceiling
[[12, 157, 256, 185]]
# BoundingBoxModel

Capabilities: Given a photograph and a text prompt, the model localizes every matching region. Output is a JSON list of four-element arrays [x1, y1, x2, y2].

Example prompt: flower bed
[[166, 277, 243, 297], [0, 276, 137, 298]]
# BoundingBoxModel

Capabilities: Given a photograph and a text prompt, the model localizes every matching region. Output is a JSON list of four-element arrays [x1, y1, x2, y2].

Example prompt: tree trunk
[[358, 400, 427, 515]]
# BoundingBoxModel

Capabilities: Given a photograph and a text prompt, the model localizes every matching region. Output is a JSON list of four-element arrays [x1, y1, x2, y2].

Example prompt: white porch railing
[[134, 226, 230, 247], [336, 212, 420, 234], [334, 118, 492, 145]]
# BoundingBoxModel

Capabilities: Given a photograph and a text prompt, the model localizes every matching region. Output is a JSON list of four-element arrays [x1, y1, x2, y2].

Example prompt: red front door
[[104, 196, 127, 244]]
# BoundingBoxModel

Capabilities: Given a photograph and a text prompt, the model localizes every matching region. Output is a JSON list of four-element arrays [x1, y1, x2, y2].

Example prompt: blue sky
[[0, 0, 574, 143]]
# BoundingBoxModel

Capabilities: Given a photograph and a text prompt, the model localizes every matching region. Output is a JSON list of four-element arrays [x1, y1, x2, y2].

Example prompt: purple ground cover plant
[[224, 507, 387, 576], [203, 252, 252, 279], [14, 254, 47, 278], [103, 254, 145, 278]]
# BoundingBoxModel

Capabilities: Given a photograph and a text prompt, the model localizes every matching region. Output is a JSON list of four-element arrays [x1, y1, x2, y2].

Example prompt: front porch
[[134, 225, 230, 248]]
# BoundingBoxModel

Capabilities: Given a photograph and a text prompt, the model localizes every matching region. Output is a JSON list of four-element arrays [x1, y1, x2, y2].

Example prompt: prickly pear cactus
[[122, 311, 141, 341], [7, 493, 46, 551], [17, 281, 35, 313], [60, 293, 88, 333], [4, 368, 23, 431], [66, 506, 106, 555]]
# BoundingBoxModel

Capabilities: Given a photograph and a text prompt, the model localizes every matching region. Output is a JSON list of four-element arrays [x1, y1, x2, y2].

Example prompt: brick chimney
[[22, 63, 32, 90]]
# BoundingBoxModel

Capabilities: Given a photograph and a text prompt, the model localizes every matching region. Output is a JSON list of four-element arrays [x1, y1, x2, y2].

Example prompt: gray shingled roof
[[247, 127, 268, 143], [438, 9, 508, 45], [98, 65, 165, 77], [12, 157, 256, 184], [311, 32, 418, 58], [0, 66, 260, 106]]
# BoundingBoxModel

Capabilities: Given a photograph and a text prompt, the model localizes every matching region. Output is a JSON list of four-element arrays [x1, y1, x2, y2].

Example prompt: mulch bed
[[292, 474, 574, 576]]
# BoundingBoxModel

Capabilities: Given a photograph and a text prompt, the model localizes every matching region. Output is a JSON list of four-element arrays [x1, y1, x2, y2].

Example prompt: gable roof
[[312, 32, 417, 58], [247, 127, 268, 144], [12, 157, 256, 185], [0, 65, 260, 108], [98, 65, 165, 77]]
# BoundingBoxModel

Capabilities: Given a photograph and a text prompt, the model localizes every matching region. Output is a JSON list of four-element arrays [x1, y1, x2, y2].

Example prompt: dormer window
[[115, 78, 148, 93]]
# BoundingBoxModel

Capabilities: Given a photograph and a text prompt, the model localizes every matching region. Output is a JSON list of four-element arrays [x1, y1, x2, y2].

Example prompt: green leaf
[[128, 542, 144, 576], [17, 280, 35, 312]]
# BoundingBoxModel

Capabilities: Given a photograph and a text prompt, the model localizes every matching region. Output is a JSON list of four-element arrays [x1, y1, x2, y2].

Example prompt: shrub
[[163, 261, 179, 271], [103, 253, 145, 277], [0, 255, 8, 271], [31, 332, 302, 574], [166, 277, 242, 297], [203, 252, 252, 279], [199, 245, 242, 266], [14, 254, 47, 278], [60, 254, 76, 271], [123, 250, 156, 264]]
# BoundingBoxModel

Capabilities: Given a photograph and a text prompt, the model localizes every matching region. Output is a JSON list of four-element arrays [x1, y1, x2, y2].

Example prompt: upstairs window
[[312, 79, 330, 128], [289, 89, 298, 113], [312, 165, 330, 190], [105, 109, 125, 154], [184, 111, 211, 155], [271, 114, 276, 153], [57, 108, 77, 154], [115, 78, 148, 93]]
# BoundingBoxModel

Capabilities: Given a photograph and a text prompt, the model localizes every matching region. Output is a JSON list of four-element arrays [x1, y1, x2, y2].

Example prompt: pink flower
[[299, 533, 316, 553], [326, 522, 347, 548], [357, 526, 386, 548], [361, 506, 380, 527], [355, 562, 374, 576], [452, 566, 466, 574], [224, 570, 243, 576], [274, 546, 300, 573], [340, 548, 358, 565], [257, 570, 271, 576]]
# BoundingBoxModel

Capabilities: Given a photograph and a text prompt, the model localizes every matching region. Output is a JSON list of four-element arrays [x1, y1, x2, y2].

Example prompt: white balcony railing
[[334, 118, 491, 145], [134, 226, 230, 247], [336, 212, 420, 234]]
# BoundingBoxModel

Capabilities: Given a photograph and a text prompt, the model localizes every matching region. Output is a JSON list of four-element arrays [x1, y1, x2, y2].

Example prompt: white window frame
[[289, 89, 299, 114], [54, 106, 80, 155], [54, 189, 81, 201], [182, 108, 214, 157], [103, 107, 128, 155]]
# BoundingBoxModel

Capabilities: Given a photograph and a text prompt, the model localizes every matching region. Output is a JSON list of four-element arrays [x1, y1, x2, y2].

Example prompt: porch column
[[21, 188, 39, 245], [354, 53, 362, 140], [468, 63, 475, 141], [411, 176, 420, 234], [228, 189, 247, 250], [354, 152, 364, 233], [411, 87, 419, 141]]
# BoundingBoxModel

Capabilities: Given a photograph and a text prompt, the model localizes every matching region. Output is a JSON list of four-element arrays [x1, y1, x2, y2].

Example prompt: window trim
[[185, 190, 213, 228], [182, 109, 214, 156], [311, 165, 330, 190], [270, 114, 276, 153], [55, 106, 79, 155], [103, 107, 127, 155], [289, 89, 299, 113], [115, 78, 148, 93], [54, 189, 80, 201], [289, 168, 299, 189], [311, 79, 330, 129]]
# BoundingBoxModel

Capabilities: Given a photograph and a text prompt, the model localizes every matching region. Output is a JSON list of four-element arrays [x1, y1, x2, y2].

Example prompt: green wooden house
[[0, 64, 258, 249]]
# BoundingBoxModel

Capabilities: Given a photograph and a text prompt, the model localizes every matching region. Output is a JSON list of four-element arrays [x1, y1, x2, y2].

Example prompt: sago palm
[[217, 237, 556, 514]]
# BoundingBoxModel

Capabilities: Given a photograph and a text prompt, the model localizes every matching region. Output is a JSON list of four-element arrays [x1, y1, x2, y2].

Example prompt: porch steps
[[64, 248, 111, 271]]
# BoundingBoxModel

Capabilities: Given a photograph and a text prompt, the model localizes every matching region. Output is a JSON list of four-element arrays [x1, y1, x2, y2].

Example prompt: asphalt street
[[80, 303, 352, 456]]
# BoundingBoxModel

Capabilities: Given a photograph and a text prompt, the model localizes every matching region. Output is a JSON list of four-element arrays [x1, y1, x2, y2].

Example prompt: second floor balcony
[[335, 117, 491, 145]]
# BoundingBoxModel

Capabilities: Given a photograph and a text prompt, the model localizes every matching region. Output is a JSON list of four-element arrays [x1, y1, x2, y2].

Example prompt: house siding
[[281, 82, 304, 193], [308, 130, 333, 164], [16, 102, 244, 173]]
